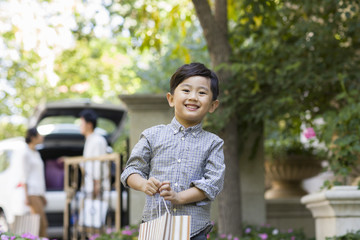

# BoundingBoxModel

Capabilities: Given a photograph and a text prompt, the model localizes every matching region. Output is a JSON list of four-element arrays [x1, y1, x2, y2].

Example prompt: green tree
[[226, 0, 360, 187]]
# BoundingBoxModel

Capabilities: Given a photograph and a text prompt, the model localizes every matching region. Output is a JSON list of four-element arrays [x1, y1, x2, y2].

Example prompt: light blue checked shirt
[[121, 117, 225, 237]]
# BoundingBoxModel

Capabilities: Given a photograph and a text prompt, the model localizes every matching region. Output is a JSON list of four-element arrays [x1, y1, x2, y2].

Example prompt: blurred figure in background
[[79, 109, 109, 199], [20, 127, 48, 238]]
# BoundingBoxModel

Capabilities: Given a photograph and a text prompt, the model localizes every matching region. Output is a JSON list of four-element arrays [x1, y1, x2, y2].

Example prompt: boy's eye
[[199, 91, 207, 95], [182, 89, 190, 93]]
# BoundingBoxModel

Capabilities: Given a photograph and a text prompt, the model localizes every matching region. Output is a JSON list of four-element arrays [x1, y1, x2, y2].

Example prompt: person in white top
[[79, 109, 109, 199], [20, 127, 48, 238]]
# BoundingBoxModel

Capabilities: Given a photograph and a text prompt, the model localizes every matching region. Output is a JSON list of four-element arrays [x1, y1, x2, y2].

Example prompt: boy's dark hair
[[79, 109, 98, 129], [25, 127, 39, 144], [169, 62, 220, 100]]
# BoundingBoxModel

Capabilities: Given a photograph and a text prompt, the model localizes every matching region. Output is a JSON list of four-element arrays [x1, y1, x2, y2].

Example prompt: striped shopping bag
[[138, 198, 191, 240], [11, 214, 40, 236]]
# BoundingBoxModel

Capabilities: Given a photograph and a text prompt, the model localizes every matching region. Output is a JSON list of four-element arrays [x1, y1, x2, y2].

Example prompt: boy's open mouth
[[185, 104, 199, 110]]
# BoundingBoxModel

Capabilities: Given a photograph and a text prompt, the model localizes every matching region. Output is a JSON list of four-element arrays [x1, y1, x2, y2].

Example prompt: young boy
[[121, 62, 225, 239]]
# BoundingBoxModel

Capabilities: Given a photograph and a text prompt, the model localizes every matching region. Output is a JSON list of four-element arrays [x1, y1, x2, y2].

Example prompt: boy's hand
[[159, 181, 182, 205], [143, 177, 161, 196]]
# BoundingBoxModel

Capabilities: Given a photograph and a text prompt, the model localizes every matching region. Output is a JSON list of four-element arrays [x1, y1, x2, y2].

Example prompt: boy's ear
[[208, 100, 219, 113], [166, 92, 175, 107]]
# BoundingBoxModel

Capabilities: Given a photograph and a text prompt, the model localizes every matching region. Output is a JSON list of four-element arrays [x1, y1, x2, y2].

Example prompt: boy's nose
[[188, 91, 198, 100]]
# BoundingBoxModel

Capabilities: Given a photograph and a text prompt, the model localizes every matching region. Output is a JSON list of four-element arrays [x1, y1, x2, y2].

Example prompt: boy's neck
[[175, 117, 202, 129]]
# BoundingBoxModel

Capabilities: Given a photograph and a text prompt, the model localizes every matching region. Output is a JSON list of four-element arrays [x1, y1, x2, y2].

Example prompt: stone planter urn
[[301, 186, 360, 240], [265, 155, 322, 199]]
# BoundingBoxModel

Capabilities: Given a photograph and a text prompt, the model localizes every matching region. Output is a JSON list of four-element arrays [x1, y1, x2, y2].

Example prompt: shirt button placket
[[176, 132, 186, 192]]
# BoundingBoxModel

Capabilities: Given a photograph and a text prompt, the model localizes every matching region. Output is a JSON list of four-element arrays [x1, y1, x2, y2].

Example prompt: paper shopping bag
[[78, 199, 108, 228], [138, 211, 191, 240], [169, 214, 191, 240], [12, 214, 40, 236]]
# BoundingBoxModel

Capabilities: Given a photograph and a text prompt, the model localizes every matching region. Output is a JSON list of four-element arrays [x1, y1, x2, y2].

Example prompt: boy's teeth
[[187, 105, 197, 109]]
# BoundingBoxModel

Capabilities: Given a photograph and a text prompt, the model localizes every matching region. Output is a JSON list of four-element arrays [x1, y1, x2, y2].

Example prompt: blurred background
[[1, 0, 360, 238]]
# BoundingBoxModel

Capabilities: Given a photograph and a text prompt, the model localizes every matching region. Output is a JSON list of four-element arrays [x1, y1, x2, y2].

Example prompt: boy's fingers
[[146, 186, 157, 195], [160, 190, 170, 197], [161, 181, 170, 185], [149, 177, 161, 187], [159, 183, 170, 192], [148, 183, 159, 193]]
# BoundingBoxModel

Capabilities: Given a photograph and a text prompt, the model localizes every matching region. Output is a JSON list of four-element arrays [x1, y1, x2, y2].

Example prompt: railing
[[63, 153, 122, 240]]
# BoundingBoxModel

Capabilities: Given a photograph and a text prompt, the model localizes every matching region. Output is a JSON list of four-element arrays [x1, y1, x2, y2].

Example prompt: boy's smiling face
[[167, 76, 219, 128]]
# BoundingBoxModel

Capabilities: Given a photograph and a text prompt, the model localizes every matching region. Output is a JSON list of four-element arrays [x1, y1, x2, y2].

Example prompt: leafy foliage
[[88, 222, 308, 240], [0, 0, 207, 142], [216, 1, 360, 177], [319, 90, 360, 185], [227, 0, 360, 123], [326, 230, 360, 240]]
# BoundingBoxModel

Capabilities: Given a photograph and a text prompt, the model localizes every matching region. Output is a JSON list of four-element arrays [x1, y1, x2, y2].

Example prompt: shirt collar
[[170, 117, 203, 137]]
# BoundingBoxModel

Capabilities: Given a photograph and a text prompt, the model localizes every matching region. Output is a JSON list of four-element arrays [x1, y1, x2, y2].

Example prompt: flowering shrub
[[265, 118, 326, 163], [326, 230, 360, 240], [1, 223, 310, 240], [0, 231, 48, 240], [207, 223, 308, 240], [88, 222, 308, 240], [92, 225, 139, 240]]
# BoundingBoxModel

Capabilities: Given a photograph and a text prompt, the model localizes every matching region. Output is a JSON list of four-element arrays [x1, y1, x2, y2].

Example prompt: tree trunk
[[192, 0, 242, 236], [218, 119, 242, 236]]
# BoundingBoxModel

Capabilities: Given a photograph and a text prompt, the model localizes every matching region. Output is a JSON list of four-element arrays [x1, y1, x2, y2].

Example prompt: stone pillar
[[301, 186, 360, 240], [266, 198, 315, 238], [119, 94, 173, 150], [119, 94, 173, 225]]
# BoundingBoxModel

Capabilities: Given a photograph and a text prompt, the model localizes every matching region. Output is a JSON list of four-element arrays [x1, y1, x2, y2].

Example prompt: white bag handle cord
[[158, 196, 170, 217]]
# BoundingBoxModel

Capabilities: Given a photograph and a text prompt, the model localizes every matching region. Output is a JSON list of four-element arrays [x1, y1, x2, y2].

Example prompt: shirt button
[[174, 130, 177, 133], [180, 127, 184, 131], [192, 133, 196, 136], [181, 137, 185, 141], [173, 208, 177, 212], [175, 183, 178, 187], [177, 159, 181, 163]]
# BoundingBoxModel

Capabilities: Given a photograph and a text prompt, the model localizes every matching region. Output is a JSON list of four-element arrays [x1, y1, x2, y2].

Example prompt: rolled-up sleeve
[[191, 139, 225, 201], [121, 132, 152, 188]]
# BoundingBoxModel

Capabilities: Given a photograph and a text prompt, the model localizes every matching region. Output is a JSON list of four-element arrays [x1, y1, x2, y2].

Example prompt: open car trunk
[[31, 99, 127, 192]]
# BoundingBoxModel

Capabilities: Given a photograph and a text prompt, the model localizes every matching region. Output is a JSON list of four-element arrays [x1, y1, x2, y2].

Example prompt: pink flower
[[121, 230, 133, 235], [89, 233, 99, 240], [258, 233, 268, 240], [21, 233, 37, 239], [304, 127, 316, 139]]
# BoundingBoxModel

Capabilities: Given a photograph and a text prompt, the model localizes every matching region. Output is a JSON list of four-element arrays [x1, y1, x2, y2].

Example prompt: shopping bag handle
[[159, 197, 170, 216], [150, 194, 171, 218]]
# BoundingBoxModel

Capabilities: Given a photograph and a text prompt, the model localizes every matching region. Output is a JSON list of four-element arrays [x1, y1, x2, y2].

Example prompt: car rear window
[[0, 150, 11, 173], [37, 116, 116, 135]]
